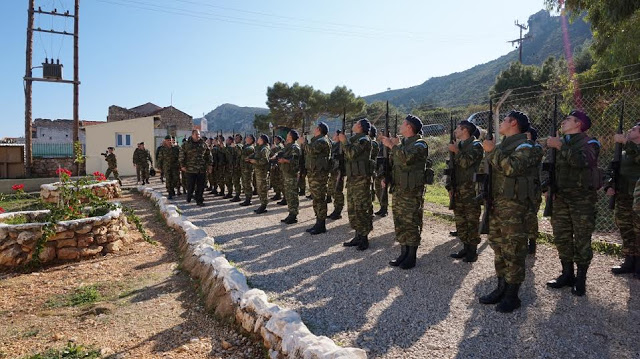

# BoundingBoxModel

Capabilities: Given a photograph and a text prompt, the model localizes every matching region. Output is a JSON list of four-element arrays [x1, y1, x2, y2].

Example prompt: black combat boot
[[328, 207, 342, 220], [277, 199, 287, 205], [281, 213, 297, 224], [528, 238, 537, 255], [176, 188, 182, 195], [230, 194, 241, 202], [210, 188, 218, 195], [186, 194, 192, 203], [389, 245, 408, 266], [217, 189, 225, 197], [479, 277, 507, 304], [271, 193, 282, 201], [253, 189, 258, 196], [239, 197, 252, 206], [306, 194, 313, 200], [168, 190, 175, 200], [572, 264, 588, 296], [449, 231, 458, 236], [224, 192, 233, 199], [306, 220, 319, 233], [118, 179, 123, 186], [399, 246, 417, 270], [254, 204, 267, 214], [145, 179, 150, 184], [326, 195, 332, 203], [450, 244, 468, 259], [310, 220, 326, 235], [299, 189, 305, 196], [374, 207, 388, 217], [496, 283, 522, 313], [463, 245, 478, 263], [343, 234, 362, 247], [356, 235, 369, 251], [546, 261, 575, 289], [611, 255, 635, 275]]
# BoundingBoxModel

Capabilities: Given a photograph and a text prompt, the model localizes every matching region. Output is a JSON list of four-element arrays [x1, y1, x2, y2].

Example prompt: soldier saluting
[[279, 130, 302, 224]]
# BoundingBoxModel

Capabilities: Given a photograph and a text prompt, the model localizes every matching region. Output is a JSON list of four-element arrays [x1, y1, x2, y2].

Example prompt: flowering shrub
[[11, 184, 24, 191], [92, 171, 107, 182], [0, 207, 4, 214]]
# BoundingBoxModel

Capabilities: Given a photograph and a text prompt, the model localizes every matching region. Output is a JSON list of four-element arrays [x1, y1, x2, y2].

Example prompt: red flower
[[56, 168, 72, 176], [11, 184, 24, 191], [0, 207, 5, 214]]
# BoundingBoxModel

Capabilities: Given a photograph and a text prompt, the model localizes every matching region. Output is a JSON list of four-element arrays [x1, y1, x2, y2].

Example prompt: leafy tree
[[253, 113, 273, 133]]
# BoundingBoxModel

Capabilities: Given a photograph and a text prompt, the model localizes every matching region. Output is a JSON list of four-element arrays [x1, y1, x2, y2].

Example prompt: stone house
[[32, 118, 104, 144]]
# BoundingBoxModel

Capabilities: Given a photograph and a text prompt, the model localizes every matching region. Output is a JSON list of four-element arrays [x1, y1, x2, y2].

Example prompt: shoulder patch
[[588, 139, 601, 147], [515, 143, 533, 151], [414, 142, 427, 148], [473, 142, 483, 147]]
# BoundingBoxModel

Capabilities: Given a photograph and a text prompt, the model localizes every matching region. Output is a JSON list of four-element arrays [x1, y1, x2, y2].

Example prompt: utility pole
[[24, 0, 80, 176], [507, 20, 531, 63]]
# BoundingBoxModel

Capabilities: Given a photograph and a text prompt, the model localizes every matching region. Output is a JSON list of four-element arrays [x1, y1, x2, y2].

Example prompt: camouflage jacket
[[251, 144, 271, 171], [105, 153, 117, 169], [231, 143, 243, 170], [554, 132, 601, 191], [451, 137, 484, 187], [179, 138, 212, 173], [605, 141, 640, 196], [370, 138, 380, 161], [133, 148, 152, 165], [305, 135, 332, 172], [486, 133, 534, 202], [279, 142, 301, 176], [241, 143, 255, 170], [391, 134, 429, 190], [157, 145, 180, 171], [343, 132, 372, 178]]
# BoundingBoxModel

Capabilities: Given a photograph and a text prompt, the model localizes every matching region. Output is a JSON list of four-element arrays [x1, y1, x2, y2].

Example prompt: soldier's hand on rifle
[[546, 136, 563, 150], [297, 137, 306, 145], [338, 133, 347, 143], [447, 142, 459, 154], [181, 167, 187, 172], [606, 187, 616, 196], [381, 179, 386, 188], [614, 133, 628, 144], [482, 138, 496, 152]]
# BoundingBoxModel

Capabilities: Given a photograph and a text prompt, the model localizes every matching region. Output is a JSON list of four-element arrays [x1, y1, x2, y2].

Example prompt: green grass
[[424, 184, 450, 207], [22, 342, 100, 359], [0, 196, 41, 213], [45, 285, 101, 308], [3, 215, 28, 225]]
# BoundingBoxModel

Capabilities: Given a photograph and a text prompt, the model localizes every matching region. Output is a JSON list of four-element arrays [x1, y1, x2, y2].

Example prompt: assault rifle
[[380, 101, 393, 199], [299, 117, 307, 177], [608, 101, 625, 209], [335, 108, 347, 191], [445, 115, 456, 210], [476, 100, 493, 234], [542, 96, 558, 217]]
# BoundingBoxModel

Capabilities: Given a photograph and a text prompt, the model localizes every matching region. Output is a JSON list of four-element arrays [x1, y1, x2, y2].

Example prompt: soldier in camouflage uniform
[[104, 147, 121, 185], [229, 134, 244, 202], [369, 126, 380, 203], [156, 143, 165, 184], [157, 135, 181, 199], [179, 130, 212, 206], [269, 136, 285, 201], [205, 137, 216, 193], [478, 111, 533, 313], [525, 127, 544, 255], [239, 135, 256, 206], [279, 130, 302, 224], [340, 119, 374, 250], [223, 136, 235, 199], [133, 142, 153, 184], [447, 120, 483, 262], [215, 136, 229, 196], [248, 134, 271, 214], [380, 115, 430, 270], [374, 129, 389, 218], [546, 110, 601, 297], [605, 122, 640, 278], [301, 122, 332, 235], [327, 130, 345, 220]]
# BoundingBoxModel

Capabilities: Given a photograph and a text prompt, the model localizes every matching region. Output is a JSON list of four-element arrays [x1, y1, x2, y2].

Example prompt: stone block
[[104, 240, 123, 253], [77, 236, 94, 247], [95, 234, 108, 244], [80, 245, 103, 257], [0, 244, 22, 266], [57, 247, 79, 260], [55, 238, 77, 248], [75, 224, 93, 234], [93, 226, 108, 235], [51, 230, 74, 241], [39, 244, 56, 263]]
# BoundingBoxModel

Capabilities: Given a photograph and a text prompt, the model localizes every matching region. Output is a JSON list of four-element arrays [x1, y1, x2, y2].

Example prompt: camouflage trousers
[[392, 186, 425, 247], [615, 193, 640, 256], [283, 172, 299, 216], [232, 166, 242, 196], [241, 167, 254, 200], [634, 179, 640, 215], [551, 189, 596, 266], [208, 170, 215, 190], [452, 184, 481, 246], [224, 165, 233, 194], [347, 176, 373, 236], [526, 195, 542, 239], [308, 170, 329, 220], [374, 174, 388, 208], [488, 197, 529, 284], [105, 168, 120, 181], [163, 167, 180, 195], [136, 163, 149, 182], [298, 171, 307, 194], [255, 168, 269, 206], [271, 166, 284, 195], [215, 166, 226, 192], [327, 168, 345, 209]]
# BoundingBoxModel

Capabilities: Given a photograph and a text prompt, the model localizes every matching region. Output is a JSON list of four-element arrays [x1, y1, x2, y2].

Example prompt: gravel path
[[140, 177, 640, 359]]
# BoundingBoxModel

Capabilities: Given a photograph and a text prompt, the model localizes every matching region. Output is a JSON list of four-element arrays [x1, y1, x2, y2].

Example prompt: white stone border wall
[[40, 180, 122, 203], [136, 185, 366, 359]]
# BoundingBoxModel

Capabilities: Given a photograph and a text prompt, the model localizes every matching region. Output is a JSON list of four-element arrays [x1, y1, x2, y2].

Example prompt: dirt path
[[0, 191, 264, 359]]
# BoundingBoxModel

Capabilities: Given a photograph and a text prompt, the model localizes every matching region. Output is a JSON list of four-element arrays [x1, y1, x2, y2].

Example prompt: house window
[[31, 131, 37, 139], [116, 133, 132, 147]]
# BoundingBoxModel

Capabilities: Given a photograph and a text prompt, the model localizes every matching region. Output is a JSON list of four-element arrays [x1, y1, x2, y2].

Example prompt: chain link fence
[[420, 87, 640, 245]]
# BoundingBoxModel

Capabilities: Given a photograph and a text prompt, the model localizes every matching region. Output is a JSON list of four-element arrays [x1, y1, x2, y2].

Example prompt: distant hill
[[194, 104, 269, 133], [363, 10, 592, 108]]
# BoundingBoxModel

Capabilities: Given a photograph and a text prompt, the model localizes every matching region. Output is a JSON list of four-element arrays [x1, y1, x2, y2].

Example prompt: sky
[[1, 0, 546, 137]]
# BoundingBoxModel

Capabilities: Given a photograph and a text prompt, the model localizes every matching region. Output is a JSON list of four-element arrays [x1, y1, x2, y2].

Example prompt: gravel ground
[[141, 177, 640, 359], [0, 190, 263, 359]]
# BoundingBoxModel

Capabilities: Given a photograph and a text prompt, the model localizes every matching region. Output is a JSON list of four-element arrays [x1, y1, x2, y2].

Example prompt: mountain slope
[[197, 104, 269, 133], [364, 10, 592, 108]]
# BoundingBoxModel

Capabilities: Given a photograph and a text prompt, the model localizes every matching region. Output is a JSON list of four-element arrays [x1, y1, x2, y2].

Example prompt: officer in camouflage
[[133, 142, 153, 184], [606, 122, 640, 279], [525, 127, 543, 255], [223, 136, 235, 199], [215, 135, 229, 196], [229, 134, 244, 202], [206, 137, 216, 193], [301, 122, 332, 235], [157, 135, 181, 199], [447, 120, 483, 263], [179, 129, 212, 206], [478, 111, 533, 313], [248, 134, 271, 214], [546, 110, 601, 296], [104, 147, 122, 185], [340, 118, 374, 250], [269, 135, 285, 202], [369, 126, 380, 203], [327, 130, 345, 220], [380, 115, 430, 270], [239, 134, 256, 206], [374, 129, 389, 218], [279, 130, 302, 224]]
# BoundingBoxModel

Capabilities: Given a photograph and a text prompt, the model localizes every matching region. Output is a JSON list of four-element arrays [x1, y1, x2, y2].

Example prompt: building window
[[116, 133, 132, 147], [32, 131, 37, 139]]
